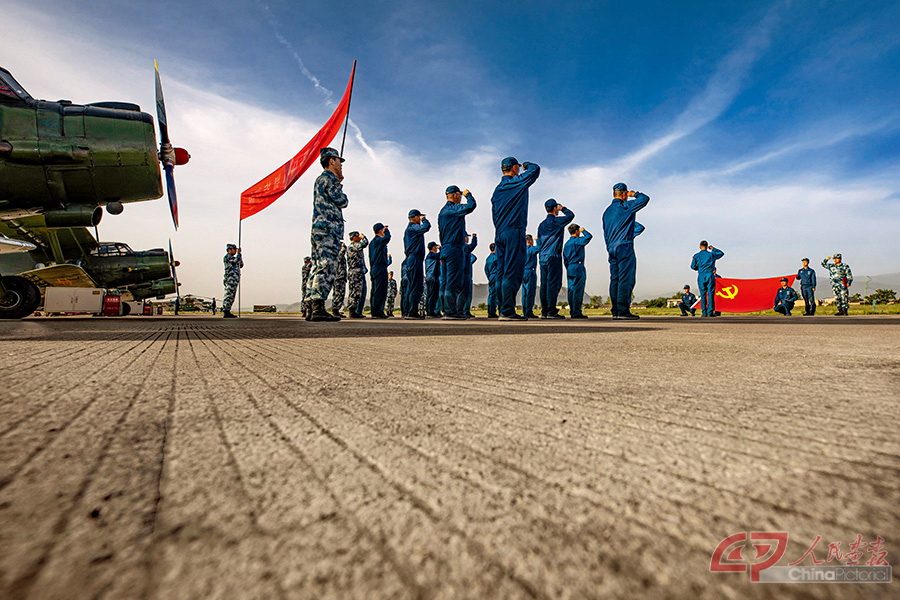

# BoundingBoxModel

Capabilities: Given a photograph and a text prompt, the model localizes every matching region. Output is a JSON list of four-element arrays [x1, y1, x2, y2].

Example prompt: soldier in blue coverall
[[462, 233, 478, 318], [438, 185, 477, 319], [491, 157, 541, 320], [797, 257, 817, 315], [368, 223, 391, 318], [521, 235, 540, 318], [306, 147, 347, 321], [401, 209, 431, 319], [537, 199, 575, 319], [678, 285, 697, 316], [690, 240, 725, 317], [773, 277, 800, 315], [602, 183, 650, 320], [425, 242, 442, 317], [485, 243, 499, 318], [563, 224, 592, 319]]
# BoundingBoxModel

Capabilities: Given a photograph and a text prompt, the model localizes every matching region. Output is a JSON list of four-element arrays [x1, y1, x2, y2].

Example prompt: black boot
[[223, 310, 236, 319], [310, 299, 340, 322]]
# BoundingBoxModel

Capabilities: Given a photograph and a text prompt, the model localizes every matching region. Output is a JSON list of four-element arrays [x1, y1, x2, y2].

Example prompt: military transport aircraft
[[0, 63, 187, 318]]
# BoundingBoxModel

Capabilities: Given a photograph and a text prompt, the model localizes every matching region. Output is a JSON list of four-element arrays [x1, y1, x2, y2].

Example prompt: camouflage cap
[[348, 231, 360, 238], [304, 256, 311, 262], [833, 253, 842, 259], [226, 244, 237, 250], [320, 147, 345, 162]]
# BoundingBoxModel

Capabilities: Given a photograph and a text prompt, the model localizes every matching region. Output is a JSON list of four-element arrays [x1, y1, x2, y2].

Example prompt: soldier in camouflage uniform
[[386, 271, 398, 317], [305, 147, 348, 321], [330, 242, 348, 318], [222, 243, 242, 318], [300, 256, 312, 317], [822, 253, 853, 315], [346, 231, 369, 318]]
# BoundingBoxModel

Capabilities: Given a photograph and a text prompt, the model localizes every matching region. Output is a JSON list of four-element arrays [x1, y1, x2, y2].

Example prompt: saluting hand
[[628, 191, 636, 198]]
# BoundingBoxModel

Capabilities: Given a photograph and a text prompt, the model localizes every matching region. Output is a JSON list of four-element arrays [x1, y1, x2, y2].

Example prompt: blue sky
[[5, 1, 900, 303]]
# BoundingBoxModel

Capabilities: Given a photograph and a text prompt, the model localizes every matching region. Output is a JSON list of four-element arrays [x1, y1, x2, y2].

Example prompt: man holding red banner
[[305, 147, 348, 322]]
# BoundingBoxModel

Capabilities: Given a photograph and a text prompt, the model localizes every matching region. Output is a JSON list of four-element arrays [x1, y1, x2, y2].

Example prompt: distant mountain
[[859, 272, 900, 293]]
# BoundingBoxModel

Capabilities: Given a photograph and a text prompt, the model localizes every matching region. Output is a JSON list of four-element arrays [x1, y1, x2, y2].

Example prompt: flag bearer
[[306, 147, 347, 321], [773, 278, 800, 315], [678, 285, 697, 316], [222, 243, 242, 318]]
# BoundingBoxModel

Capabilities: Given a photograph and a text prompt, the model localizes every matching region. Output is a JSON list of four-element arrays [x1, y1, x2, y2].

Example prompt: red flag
[[240, 62, 356, 220], [691, 275, 798, 313]]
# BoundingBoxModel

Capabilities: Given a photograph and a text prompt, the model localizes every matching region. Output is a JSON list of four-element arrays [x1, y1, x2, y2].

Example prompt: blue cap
[[780, 277, 788, 282], [802, 257, 810, 262], [501, 156, 520, 169], [320, 147, 345, 162], [544, 198, 560, 211], [226, 244, 237, 250], [428, 241, 438, 250], [613, 182, 627, 192], [373, 222, 385, 233], [445, 185, 461, 195], [408, 209, 424, 218], [683, 285, 690, 289]]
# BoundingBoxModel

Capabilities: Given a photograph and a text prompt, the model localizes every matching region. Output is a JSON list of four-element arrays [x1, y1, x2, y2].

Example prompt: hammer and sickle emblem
[[717, 285, 739, 300]]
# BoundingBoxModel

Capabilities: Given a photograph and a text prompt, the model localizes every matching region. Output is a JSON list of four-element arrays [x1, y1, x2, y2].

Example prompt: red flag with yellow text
[[240, 62, 356, 220], [691, 275, 798, 313]]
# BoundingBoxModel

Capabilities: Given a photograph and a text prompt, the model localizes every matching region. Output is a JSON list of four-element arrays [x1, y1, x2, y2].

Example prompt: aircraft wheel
[[0, 276, 42, 319]]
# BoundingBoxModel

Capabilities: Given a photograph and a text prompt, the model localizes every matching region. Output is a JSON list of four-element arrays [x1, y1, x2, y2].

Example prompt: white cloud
[[4, 2, 899, 308]]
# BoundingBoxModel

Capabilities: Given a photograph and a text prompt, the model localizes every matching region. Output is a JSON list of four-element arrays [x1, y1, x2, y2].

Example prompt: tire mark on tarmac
[[0, 331, 170, 600], [199, 327, 541, 600], [0, 330, 164, 489]]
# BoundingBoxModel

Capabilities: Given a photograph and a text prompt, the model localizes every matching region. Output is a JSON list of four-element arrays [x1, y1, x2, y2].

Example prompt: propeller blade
[[164, 164, 178, 229], [168, 239, 180, 302], [155, 61, 179, 229], [154, 59, 169, 144]]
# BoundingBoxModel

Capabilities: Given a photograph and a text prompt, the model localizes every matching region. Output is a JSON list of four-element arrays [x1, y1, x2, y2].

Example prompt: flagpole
[[339, 60, 357, 156]]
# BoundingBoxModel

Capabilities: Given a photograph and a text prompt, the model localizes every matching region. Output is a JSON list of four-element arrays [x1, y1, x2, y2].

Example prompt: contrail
[[260, 4, 376, 158], [615, 2, 786, 173]]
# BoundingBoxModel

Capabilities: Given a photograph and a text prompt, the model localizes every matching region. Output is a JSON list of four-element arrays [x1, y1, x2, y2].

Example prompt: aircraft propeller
[[154, 61, 190, 230], [168, 239, 182, 311]]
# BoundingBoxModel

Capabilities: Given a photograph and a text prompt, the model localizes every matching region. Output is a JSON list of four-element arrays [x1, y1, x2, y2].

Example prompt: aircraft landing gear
[[0, 275, 42, 319]]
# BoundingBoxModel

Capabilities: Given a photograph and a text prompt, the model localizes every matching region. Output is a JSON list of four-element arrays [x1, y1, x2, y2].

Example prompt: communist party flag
[[240, 62, 356, 220], [691, 275, 799, 313]]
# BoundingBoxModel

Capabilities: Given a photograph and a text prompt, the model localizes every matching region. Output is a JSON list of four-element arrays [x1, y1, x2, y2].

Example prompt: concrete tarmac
[[1, 314, 898, 599]]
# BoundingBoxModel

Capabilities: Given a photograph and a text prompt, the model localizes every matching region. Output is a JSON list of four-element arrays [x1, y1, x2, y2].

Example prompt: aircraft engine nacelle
[[43, 205, 102, 228], [124, 277, 176, 300]]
